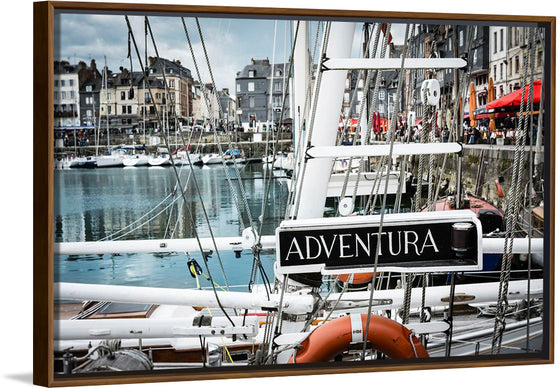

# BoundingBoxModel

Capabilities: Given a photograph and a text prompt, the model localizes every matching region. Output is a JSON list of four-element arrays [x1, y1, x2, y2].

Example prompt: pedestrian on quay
[[442, 126, 449, 143]]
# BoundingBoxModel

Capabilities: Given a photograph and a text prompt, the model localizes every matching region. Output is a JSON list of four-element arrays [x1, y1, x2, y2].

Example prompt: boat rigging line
[[361, 22, 413, 360], [181, 16, 272, 296], [492, 27, 538, 353], [145, 16, 234, 295], [125, 15, 235, 326]]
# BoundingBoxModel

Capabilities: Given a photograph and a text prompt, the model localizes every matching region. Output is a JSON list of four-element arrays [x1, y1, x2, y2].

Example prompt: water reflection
[[54, 164, 288, 288]]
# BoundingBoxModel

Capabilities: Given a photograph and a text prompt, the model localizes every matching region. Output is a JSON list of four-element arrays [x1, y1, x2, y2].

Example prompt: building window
[[54, 80, 59, 87], [500, 63, 503, 80], [459, 30, 464, 47], [169, 79, 175, 88], [500, 29, 504, 51], [85, 96, 93, 105], [248, 82, 255, 92], [128, 106, 132, 114], [236, 83, 241, 93], [493, 31, 497, 53], [249, 96, 255, 108], [274, 82, 282, 92], [86, 109, 92, 117], [379, 90, 385, 101], [61, 80, 65, 87], [108, 106, 112, 115], [61, 92, 66, 100], [493, 65, 497, 81], [69, 79, 74, 87], [515, 56, 520, 73], [121, 91, 126, 100], [275, 69, 282, 77], [70, 91, 75, 99], [106, 92, 111, 102], [248, 69, 256, 78], [54, 92, 59, 100]]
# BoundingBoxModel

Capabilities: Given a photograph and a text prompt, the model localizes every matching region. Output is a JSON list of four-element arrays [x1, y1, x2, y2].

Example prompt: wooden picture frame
[[33, 1, 555, 386]]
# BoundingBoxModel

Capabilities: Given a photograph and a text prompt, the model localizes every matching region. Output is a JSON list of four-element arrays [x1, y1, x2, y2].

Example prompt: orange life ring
[[495, 180, 504, 197], [289, 314, 428, 363], [337, 273, 375, 285]]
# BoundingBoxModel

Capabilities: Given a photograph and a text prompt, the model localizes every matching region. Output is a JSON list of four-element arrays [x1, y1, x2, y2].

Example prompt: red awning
[[486, 81, 541, 110], [414, 118, 423, 126]]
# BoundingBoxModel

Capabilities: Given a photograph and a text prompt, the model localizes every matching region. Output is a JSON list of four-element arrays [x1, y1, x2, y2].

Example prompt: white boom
[[306, 142, 462, 159], [323, 57, 467, 70], [56, 282, 315, 315], [54, 237, 542, 256], [54, 317, 259, 341]]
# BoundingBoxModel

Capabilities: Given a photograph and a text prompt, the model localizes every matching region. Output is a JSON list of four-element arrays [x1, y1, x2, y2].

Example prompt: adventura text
[[283, 229, 439, 262]]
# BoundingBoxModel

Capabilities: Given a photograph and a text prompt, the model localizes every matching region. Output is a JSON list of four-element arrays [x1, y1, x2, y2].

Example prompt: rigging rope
[[126, 15, 235, 325], [492, 27, 537, 353], [361, 22, 412, 359]]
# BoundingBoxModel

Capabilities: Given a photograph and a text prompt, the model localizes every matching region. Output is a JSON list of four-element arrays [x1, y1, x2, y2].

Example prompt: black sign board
[[276, 211, 482, 274]]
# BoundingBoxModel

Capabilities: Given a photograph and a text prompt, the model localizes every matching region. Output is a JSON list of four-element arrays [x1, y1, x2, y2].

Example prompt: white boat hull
[[123, 155, 149, 167]]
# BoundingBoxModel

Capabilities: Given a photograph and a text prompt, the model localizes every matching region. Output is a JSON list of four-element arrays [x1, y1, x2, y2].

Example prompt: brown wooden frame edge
[[33, 1, 555, 387]]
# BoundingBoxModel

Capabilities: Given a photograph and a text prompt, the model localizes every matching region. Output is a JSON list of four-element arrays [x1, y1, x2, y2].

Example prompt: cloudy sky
[[54, 11, 407, 95]]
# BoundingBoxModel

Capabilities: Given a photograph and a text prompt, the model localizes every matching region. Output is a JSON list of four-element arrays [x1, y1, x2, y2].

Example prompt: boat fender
[[495, 180, 504, 197], [289, 314, 428, 363], [337, 272, 376, 285]]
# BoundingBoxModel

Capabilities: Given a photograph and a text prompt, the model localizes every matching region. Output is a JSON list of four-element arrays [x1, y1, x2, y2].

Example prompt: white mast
[[292, 20, 309, 158], [295, 22, 355, 219], [267, 20, 278, 126], [104, 56, 110, 150]]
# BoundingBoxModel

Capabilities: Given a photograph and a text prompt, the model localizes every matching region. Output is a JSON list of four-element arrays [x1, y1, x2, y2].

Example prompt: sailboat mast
[[104, 56, 109, 149], [268, 20, 277, 125], [296, 22, 355, 219], [292, 21, 308, 158]]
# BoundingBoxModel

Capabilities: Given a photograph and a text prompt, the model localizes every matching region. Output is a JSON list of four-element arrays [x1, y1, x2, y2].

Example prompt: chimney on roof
[[148, 56, 156, 67], [263, 58, 270, 66], [222, 88, 229, 95], [251, 58, 255, 65], [90, 59, 97, 72]]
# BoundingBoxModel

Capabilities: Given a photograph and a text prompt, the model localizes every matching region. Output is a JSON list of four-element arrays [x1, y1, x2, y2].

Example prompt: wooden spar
[[323, 57, 467, 70], [306, 142, 462, 158], [54, 317, 259, 341], [54, 236, 542, 255], [55, 282, 315, 315]]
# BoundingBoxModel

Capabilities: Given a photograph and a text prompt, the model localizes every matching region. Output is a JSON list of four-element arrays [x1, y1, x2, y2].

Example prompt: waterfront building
[[78, 60, 103, 128], [235, 58, 291, 131], [192, 82, 221, 128], [146, 57, 194, 127], [102, 67, 142, 133], [53, 61, 81, 128], [218, 88, 237, 130], [491, 27, 544, 98]]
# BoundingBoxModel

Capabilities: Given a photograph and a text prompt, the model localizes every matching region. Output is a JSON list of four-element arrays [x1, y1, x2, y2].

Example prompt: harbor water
[[54, 164, 289, 290]]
